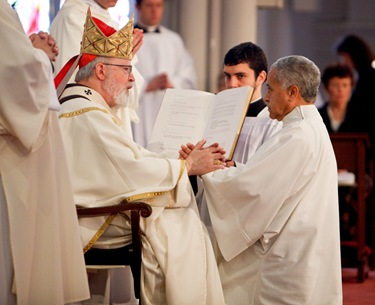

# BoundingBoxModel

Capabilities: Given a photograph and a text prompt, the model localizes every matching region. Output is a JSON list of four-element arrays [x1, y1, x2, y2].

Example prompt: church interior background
[[9, 0, 375, 102]]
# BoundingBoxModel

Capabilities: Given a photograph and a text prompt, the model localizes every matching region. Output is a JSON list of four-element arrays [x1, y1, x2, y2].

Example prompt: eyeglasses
[[102, 63, 132, 75]]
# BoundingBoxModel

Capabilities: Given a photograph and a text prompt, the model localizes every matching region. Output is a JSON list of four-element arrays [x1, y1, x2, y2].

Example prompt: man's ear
[[288, 84, 299, 100], [256, 70, 267, 86], [95, 63, 106, 81]]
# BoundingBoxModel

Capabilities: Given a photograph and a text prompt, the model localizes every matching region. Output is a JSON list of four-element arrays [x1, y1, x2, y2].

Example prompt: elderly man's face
[[264, 69, 293, 121], [102, 59, 134, 108]]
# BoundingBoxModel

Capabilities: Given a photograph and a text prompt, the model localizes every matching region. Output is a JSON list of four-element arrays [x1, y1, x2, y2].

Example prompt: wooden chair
[[330, 133, 372, 282], [76, 199, 152, 304]]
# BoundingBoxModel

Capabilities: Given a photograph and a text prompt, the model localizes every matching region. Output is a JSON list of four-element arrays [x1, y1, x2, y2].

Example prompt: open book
[[147, 86, 254, 160]]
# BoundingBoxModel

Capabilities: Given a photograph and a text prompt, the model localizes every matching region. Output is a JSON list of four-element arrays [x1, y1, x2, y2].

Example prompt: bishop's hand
[[184, 140, 226, 176]]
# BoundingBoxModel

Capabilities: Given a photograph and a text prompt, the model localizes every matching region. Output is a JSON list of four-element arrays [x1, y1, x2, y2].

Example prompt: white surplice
[[232, 105, 282, 163], [132, 26, 197, 148], [50, 0, 144, 134], [203, 105, 342, 305], [0, 3, 90, 304], [197, 99, 282, 240], [58, 85, 225, 305]]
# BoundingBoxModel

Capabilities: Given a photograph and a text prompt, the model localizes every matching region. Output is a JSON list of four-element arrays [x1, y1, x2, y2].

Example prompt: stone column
[[170, 0, 257, 91], [220, 0, 257, 58], [178, 0, 209, 90]]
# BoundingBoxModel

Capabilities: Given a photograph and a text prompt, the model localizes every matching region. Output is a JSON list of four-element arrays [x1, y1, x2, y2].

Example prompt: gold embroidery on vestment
[[126, 191, 167, 202], [83, 213, 117, 253], [82, 192, 168, 252], [59, 107, 109, 118], [59, 107, 118, 124], [178, 160, 185, 182]]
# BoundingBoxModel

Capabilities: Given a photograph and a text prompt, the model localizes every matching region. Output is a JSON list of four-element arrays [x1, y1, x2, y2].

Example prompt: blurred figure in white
[[0, 2, 89, 304], [133, 0, 197, 148]]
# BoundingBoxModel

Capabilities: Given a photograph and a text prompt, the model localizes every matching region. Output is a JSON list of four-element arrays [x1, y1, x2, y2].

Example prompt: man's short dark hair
[[223, 42, 268, 78]]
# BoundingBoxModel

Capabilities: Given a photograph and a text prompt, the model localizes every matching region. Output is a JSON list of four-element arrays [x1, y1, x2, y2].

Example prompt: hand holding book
[[147, 86, 254, 160]]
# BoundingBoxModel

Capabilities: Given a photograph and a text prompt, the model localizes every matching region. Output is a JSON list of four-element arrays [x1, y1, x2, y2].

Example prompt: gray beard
[[114, 90, 130, 108], [103, 77, 131, 108]]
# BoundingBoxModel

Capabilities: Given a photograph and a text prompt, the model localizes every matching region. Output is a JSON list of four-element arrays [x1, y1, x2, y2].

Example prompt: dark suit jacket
[[247, 98, 267, 117]]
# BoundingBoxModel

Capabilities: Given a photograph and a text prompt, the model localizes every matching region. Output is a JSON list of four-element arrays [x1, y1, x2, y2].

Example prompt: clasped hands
[[29, 31, 59, 62], [179, 139, 227, 176]]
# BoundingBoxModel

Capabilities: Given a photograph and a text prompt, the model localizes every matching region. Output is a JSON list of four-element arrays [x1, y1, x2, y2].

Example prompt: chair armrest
[[76, 199, 152, 218]]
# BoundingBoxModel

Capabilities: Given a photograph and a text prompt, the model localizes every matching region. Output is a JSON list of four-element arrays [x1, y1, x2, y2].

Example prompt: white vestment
[[203, 106, 342, 305], [50, 0, 144, 135], [197, 99, 282, 235], [132, 26, 197, 147], [0, 3, 89, 304], [232, 105, 282, 163], [50, 2, 146, 301], [58, 85, 225, 305]]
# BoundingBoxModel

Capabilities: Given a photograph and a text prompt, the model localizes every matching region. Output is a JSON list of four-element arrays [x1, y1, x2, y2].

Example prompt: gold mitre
[[80, 8, 134, 60]]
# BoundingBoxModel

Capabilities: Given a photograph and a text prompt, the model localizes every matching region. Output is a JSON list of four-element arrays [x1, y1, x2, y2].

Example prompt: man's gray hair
[[75, 56, 110, 82], [270, 55, 321, 103]]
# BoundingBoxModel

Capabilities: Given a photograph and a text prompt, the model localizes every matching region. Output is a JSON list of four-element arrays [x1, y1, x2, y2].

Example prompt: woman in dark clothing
[[320, 54, 375, 263], [335, 34, 375, 116], [319, 64, 356, 132]]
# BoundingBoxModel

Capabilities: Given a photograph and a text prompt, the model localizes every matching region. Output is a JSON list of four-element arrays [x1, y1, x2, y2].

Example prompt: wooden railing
[[330, 133, 371, 282]]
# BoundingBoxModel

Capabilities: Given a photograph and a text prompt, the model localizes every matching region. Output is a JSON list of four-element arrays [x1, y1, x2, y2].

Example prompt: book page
[[147, 89, 214, 154], [203, 86, 253, 159]]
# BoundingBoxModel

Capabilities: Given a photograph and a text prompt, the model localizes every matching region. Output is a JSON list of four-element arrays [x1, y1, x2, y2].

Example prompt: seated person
[[319, 63, 354, 132], [56, 10, 226, 305], [319, 63, 373, 136]]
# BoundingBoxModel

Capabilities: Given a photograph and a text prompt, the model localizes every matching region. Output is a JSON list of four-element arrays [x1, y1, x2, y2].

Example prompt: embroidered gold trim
[[83, 213, 117, 253], [59, 106, 119, 124], [126, 191, 167, 202], [124, 161, 186, 202], [59, 107, 109, 119], [82, 191, 168, 252], [82, 165, 187, 252], [178, 160, 186, 182]]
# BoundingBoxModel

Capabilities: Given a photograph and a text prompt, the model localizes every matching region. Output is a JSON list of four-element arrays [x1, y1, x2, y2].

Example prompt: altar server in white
[[57, 10, 226, 305], [201, 56, 342, 305], [132, 0, 197, 147], [193, 42, 282, 244], [222, 42, 282, 163], [0, 2, 89, 304]]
